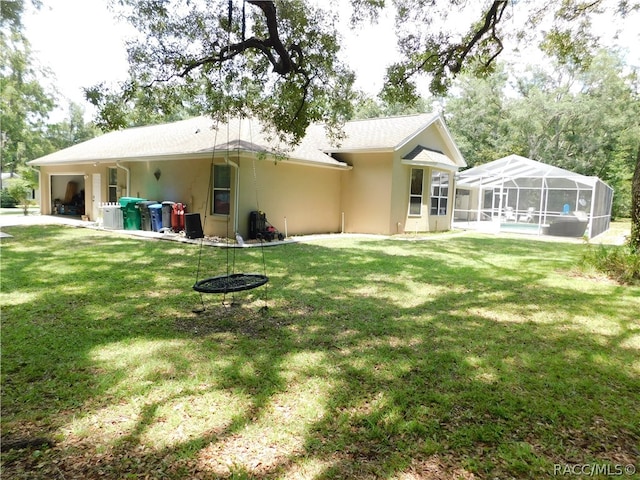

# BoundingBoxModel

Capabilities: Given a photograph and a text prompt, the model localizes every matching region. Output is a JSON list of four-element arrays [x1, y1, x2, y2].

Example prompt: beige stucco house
[[28, 112, 466, 238]]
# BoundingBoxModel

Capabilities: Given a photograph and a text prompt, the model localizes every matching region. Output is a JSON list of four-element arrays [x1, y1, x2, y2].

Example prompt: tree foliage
[[1, 1, 101, 176], [45, 103, 102, 151], [445, 50, 640, 219], [0, 1, 56, 175], [631, 150, 640, 250], [94, 1, 639, 139], [442, 64, 515, 167], [92, 0, 357, 143]]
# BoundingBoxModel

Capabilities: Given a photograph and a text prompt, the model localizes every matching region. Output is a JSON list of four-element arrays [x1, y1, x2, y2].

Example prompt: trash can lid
[[118, 197, 146, 206], [148, 204, 163, 210]]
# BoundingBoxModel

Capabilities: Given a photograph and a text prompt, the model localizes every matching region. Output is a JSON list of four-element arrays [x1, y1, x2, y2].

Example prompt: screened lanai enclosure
[[453, 155, 613, 239]]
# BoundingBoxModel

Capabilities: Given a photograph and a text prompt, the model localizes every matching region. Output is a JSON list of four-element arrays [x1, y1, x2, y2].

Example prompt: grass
[[1, 225, 639, 479]]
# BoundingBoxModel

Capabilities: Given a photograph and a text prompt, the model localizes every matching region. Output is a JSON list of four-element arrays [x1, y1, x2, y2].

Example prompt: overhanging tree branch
[[445, 0, 508, 75], [178, 0, 303, 78], [394, 1, 509, 92]]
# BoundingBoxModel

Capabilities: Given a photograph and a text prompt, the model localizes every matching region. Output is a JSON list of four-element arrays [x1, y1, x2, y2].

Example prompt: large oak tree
[[96, 1, 637, 132]]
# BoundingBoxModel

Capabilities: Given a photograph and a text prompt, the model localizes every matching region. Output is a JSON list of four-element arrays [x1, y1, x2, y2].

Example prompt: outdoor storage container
[[148, 204, 163, 232], [171, 203, 186, 232], [161, 201, 175, 230], [100, 203, 123, 230], [249, 211, 266, 239], [118, 197, 146, 230], [138, 201, 159, 231], [185, 213, 204, 239]]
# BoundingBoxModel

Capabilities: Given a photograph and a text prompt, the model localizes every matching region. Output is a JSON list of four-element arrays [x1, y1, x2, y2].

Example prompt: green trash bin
[[118, 197, 146, 230]]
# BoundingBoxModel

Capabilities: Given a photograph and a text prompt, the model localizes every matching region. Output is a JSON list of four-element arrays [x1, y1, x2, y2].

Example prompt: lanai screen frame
[[453, 156, 613, 239]]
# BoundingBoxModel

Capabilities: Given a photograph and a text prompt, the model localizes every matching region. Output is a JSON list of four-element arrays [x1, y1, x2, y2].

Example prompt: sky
[[23, 0, 640, 122], [23, 0, 400, 120]]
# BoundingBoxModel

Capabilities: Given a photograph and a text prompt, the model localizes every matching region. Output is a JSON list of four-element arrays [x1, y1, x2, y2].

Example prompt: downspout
[[116, 161, 130, 197]]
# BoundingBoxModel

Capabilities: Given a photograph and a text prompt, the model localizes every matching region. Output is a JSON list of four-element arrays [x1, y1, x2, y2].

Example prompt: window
[[108, 168, 118, 203], [430, 171, 449, 216], [213, 164, 231, 215], [409, 168, 424, 215]]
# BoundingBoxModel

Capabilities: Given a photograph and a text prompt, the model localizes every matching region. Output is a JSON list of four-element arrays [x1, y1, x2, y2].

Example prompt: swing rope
[[248, 116, 270, 304], [193, 113, 222, 312]]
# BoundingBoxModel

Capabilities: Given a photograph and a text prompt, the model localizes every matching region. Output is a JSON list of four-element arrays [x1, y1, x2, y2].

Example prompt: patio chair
[[504, 207, 516, 221], [519, 207, 534, 223]]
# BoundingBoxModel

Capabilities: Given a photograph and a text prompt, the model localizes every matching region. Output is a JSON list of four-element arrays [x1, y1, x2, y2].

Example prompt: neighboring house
[[27, 113, 466, 238], [1, 172, 19, 190], [1, 172, 37, 202]]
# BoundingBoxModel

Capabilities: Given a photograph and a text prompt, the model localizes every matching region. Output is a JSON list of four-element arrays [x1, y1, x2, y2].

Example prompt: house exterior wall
[[127, 157, 222, 234], [339, 152, 394, 234], [399, 166, 454, 233], [126, 155, 344, 238], [37, 157, 344, 238], [395, 124, 458, 233], [391, 152, 412, 234], [334, 123, 459, 236], [237, 157, 343, 237]]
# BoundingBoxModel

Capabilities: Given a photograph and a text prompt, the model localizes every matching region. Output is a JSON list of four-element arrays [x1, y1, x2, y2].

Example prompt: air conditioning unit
[[100, 203, 123, 230]]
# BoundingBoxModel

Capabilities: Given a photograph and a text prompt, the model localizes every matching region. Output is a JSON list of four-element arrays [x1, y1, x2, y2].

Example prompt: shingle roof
[[28, 112, 460, 169], [311, 113, 441, 151]]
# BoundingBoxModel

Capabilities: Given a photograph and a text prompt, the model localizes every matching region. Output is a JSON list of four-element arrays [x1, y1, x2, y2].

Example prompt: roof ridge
[[342, 112, 437, 125]]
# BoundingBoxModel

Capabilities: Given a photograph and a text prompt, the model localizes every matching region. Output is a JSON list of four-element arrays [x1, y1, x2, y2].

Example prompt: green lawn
[[1, 226, 638, 479]]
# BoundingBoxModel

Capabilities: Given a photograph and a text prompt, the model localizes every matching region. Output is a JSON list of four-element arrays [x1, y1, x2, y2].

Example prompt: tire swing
[[192, 114, 270, 313], [193, 273, 268, 295]]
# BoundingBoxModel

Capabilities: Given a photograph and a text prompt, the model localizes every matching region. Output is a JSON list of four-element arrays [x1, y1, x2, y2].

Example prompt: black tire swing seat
[[193, 273, 268, 294]]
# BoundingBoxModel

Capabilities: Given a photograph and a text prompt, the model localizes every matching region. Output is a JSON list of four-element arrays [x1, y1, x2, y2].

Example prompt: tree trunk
[[630, 147, 640, 252]]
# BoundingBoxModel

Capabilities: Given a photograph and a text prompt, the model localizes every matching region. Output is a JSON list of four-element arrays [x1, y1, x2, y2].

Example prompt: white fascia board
[[400, 159, 460, 172]]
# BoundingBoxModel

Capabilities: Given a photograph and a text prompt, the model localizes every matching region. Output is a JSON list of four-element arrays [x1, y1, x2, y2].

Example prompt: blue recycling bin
[[149, 203, 163, 232]]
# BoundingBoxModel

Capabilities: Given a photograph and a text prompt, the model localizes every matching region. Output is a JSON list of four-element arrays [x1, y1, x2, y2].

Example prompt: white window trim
[[430, 170, 450, 216]]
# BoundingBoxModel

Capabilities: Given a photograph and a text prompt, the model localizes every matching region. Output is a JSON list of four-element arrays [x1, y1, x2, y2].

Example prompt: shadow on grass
[[1, 226, 638, 479]]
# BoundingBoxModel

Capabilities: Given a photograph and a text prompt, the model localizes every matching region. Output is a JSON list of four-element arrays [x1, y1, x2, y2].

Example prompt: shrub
[[580, 243, 640, 285], [6, 179, 33, 215], [1, 189, 17, 208]]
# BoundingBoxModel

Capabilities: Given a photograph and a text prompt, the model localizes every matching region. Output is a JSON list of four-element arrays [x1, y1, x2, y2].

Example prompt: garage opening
[[51, 174, 86, 217]]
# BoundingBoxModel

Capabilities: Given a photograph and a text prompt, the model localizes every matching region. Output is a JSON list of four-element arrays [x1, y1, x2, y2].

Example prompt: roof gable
[[401, 146, 459, 171]]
